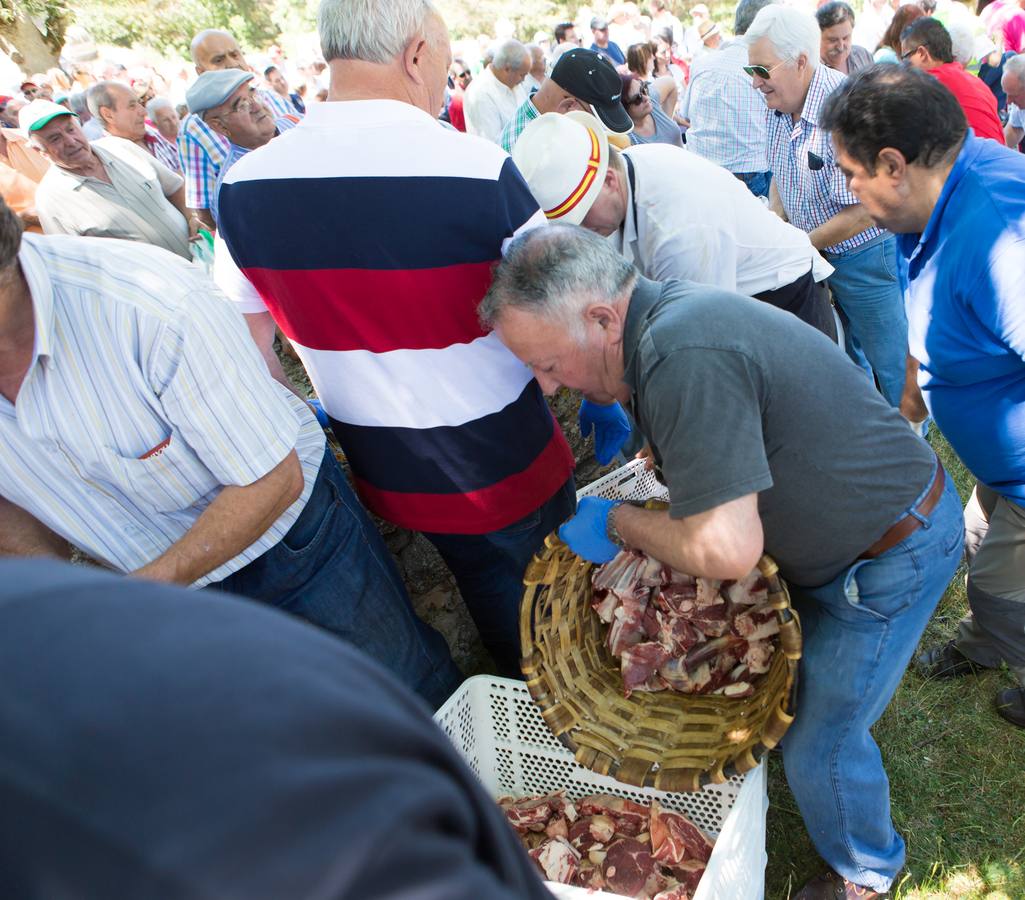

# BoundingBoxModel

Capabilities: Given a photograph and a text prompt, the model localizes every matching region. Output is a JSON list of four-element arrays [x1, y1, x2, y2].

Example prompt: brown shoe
[[914, 640, 983, 679], [996, 687, 1025, 728], [793, 869, 890, 899]]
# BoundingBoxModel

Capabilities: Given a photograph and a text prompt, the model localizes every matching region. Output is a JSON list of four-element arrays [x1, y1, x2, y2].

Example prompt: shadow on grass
[[764, 432, 1025, 899]]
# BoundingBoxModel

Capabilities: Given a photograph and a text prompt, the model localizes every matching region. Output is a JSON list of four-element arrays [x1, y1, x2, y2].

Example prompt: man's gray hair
[[86, 81, 128, 119], [493, 39, 529, 72], [318, 0, 436, 64], [744, 5, 820, 68], [67, 92, 90, 117], [735, 0, 777, 36], [1004, 52, 1025, 84], [479, 226, 636, 337], [146, 96, 173, 118]]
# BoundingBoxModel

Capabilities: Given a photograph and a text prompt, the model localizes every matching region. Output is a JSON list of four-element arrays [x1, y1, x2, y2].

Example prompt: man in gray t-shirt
[[480, 226, 964, 900]]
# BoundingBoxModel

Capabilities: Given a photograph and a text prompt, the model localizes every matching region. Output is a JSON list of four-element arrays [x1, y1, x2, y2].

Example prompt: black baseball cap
[[550, 48, 633, 135]]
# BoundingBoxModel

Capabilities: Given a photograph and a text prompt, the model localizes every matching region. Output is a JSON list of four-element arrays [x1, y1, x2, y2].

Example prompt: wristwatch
[[606, 501, 627, 548]]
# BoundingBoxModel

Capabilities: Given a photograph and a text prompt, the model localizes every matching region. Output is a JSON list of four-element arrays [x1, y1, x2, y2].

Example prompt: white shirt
[[0, 234, 325, 586], [612, 144, 833, 296], [464, 67, 527, 143]]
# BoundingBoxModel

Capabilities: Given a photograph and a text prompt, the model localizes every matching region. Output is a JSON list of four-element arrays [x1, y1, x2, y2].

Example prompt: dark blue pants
[[424, 477, 577, 677], [735, 170, 772, 198], [213, 450, 462, 709]]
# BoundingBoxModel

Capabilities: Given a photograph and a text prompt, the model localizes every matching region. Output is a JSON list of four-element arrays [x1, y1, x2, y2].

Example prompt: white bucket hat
[[512, 111, 609, 225]]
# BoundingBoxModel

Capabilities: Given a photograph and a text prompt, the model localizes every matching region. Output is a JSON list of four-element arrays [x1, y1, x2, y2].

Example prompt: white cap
[[18, 98, 75, 134], [512, 111, 609, 225]]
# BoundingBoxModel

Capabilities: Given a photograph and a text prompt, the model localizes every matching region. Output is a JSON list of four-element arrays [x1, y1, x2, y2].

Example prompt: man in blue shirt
[[590, 16, 626, 66], [822, 65, 1025, 730]]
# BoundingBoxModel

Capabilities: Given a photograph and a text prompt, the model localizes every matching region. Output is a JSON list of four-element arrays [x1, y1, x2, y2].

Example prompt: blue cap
[[186, 69, 254, 117]]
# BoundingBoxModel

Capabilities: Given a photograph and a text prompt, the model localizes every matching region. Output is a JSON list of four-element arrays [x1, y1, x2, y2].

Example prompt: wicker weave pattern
[[520, 530, 802, 792]]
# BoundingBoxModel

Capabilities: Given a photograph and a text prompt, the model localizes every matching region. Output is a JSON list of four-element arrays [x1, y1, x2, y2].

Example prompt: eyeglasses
[[214, 94, 258, 119], [742, 59, 792, 80], [900, 48, 916, 60], [454, 70, 470, 79], [624, 83, 649, 107]]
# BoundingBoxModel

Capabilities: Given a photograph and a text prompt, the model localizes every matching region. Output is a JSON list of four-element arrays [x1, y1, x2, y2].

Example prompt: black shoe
[[996, 687, 1025, 728], [914, 641, 982, 679], [793, 869, 890, 899]]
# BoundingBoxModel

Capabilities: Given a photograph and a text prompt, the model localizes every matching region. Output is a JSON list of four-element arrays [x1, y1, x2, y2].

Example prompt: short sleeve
[[641, 346, 773, 518], [213, 231, 269, 314], [153, 277, 299, 486], [971, 233, 1025, 362]]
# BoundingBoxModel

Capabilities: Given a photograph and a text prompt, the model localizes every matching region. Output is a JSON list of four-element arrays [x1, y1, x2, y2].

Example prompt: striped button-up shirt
[[681, 40, 768, 174], [177, 89, 300, 210], [765, 64, 883, 255], [0, 234, 325, 586], [499, 97, 540, 153], [143, 123, 182, 173]]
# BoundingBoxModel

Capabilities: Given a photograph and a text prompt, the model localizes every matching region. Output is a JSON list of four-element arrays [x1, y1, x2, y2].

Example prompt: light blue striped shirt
[[0, 234, 325, 586]]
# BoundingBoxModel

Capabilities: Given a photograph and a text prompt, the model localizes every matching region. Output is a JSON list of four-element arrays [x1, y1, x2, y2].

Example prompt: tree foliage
[[436, 0, 566, 41], [0, 0, 72, 71]]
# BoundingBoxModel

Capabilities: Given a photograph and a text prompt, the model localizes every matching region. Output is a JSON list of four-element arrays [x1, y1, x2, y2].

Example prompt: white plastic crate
[[577, 458, 671, 504], [434, 675, 768, 900]]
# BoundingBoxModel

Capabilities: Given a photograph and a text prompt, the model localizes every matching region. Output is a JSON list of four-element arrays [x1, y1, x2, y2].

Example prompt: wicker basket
[[519, 463, 802, 792]]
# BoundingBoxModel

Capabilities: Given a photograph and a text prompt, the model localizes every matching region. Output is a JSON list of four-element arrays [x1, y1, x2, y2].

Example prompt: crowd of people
[[0, 0, 1023, 898]]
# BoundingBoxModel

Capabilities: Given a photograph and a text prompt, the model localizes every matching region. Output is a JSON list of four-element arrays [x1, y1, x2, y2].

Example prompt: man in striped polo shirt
[[216, 0, 577, 677], [0, 202, 460, 709]]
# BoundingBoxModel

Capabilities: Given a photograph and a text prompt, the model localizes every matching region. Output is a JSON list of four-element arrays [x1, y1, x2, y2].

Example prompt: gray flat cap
[[186, 69, 254, 117]]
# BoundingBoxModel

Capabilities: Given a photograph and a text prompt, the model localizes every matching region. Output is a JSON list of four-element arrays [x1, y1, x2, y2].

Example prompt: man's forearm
[[189, 207, 217, 233], [131, 452, 304, 586], [808, 204, 874, 251], [768, 179, 787, 221], [1005, 124, 1023, 149], [0, 496, 72, 559], [612, 496, 763, 580], [243, 311, 308, 401]]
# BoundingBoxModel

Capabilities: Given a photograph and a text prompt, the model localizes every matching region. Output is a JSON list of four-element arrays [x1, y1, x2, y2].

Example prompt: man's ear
[[403, 32, 429, 86], [586, 301, 625, 341], [99, 106, 116, 128], [876, 147, 908, 181], [205, 116, 229, 139]]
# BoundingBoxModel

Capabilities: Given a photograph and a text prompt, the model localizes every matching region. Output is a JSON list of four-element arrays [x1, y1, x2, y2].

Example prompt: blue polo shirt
[[899, 133, 1025, 506], [591, 40, 625, 65]]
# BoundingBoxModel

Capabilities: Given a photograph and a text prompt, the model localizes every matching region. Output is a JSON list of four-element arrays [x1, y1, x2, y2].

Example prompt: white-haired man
[[464, 39, 531, 142], [146, 96, 181, 144], [744, 5, 913, 416], [214, 0, 576, 678], [480, 225, 962, 900], [513, 111, 836, 336], [1002, 52, 1025, 149]]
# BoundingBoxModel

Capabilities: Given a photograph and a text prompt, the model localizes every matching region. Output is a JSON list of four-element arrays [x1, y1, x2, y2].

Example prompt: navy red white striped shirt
[[216, 99, 573, 534]]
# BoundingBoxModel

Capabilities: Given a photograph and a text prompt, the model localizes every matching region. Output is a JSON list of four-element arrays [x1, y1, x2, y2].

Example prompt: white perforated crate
[[577, 458, 671, 504], [435, 675, 767, 900]]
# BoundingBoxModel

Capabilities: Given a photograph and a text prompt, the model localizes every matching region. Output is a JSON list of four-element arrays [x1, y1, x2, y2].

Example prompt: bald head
[[191, 29, 247, 74]]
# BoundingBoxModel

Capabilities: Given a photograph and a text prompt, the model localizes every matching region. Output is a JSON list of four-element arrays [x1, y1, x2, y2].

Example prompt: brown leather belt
[[859, 458, 946, 560]]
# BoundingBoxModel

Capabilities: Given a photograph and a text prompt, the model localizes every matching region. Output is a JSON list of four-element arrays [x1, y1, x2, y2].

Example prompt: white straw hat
[[512, 111, 609, 225]]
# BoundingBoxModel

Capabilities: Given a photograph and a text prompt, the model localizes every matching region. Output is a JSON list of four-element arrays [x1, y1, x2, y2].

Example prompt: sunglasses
[[455, 70, 470, 78], [742, 59, 791, 80], [625, 83, 649, 107]]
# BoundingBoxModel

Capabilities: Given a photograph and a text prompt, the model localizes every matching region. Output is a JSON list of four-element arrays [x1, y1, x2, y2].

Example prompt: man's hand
[[558, 497, 621, 564], [17, 208, 40, 229], [579, 399, 631, 465]]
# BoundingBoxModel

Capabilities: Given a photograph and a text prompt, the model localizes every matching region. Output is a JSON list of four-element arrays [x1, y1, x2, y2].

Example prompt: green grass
[[764, 432, 1025, 899]]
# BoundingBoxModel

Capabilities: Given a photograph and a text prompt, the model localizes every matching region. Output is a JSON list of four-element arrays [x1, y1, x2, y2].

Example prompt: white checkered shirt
[[681, 40, 768, 174], [765, 64, 883, 255]]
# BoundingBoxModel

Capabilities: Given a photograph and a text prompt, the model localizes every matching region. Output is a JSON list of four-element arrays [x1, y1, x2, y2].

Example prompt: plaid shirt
[[177, 90, 300, 210], [765, 64, 883, 255], [259, 87, 303, 119], [499, 98, 539, 153], [681, 40, 768, 174], [143, 124, 181, 173]]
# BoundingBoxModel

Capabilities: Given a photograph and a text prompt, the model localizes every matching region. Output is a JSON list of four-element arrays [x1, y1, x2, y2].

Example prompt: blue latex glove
[[308, 398, 330, 429], [558, 497, 621, 564], [579, 399, 631, 465]]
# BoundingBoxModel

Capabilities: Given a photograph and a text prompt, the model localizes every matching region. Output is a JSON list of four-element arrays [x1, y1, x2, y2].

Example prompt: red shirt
[[448, 90, 466, 132], [929, 62, 1004, 144]]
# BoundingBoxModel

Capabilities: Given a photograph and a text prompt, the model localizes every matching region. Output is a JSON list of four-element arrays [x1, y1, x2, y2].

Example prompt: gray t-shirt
[[623, 276, 937, 587]]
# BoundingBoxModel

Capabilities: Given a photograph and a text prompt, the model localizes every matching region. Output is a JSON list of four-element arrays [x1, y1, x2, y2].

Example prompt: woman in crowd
[[627, 42, 679, 120], [620, 72, 683, 147], [875, 4, 925, 63]]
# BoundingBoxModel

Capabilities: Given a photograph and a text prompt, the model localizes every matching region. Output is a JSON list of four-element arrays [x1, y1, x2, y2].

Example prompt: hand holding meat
[[579, 399, 632, 465], [559, 496, 622, 563]]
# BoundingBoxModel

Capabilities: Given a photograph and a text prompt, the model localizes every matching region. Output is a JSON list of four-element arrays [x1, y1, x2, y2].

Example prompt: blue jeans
[[736, 170, 772, 198], [213, 450, 463, 710], [783, 469, 964, 891], [424, 477, 577, 678], [825, 233, 908, 408]]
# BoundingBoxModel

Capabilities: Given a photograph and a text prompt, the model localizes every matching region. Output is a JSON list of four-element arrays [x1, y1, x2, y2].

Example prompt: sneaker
[[793, 869, 890, 899], [914, 641, 983, 679], [996, 687, 1025, 728]]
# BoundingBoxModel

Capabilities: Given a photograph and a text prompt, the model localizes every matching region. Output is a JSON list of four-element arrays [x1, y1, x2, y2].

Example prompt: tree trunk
[[0, 7, 60, 74]]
